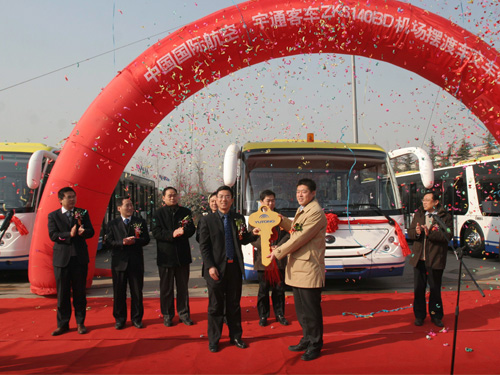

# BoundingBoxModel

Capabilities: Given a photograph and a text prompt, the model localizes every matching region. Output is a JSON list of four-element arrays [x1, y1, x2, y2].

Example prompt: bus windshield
[[242, 152, 398, 217], [0, 152, 36, 213]]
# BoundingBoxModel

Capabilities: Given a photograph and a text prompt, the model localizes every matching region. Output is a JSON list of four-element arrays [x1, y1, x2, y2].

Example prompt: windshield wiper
[[347, 203, 395, 226]]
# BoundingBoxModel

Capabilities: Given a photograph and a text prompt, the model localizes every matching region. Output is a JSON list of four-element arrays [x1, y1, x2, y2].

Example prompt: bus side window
[[450, 175, 468, 214]]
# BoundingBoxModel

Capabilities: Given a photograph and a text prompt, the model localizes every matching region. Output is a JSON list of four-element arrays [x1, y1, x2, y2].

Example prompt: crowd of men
[[47, 180, 452, 362]]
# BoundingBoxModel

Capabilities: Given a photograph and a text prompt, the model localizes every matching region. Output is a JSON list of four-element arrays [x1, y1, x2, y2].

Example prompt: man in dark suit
[[198, 185, 260, 353], [48, 187, 95, 336], [105, 197, 150, 329], [152, 187, 196, 327]]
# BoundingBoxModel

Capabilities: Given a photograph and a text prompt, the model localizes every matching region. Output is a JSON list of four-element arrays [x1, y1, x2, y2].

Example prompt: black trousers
[[257, 270, 285, 318], [54, 256, 88, 328], [293, 286, 323, 351], [158, 264, 190, 320], [413, 260, 444, 320], [206, 262, 243, 346], [112, 263, 144, 324]]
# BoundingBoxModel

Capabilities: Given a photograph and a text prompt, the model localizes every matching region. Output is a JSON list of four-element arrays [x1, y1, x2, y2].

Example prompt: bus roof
[[454, 153, 500, 166], [242, 141, 386, 153], [396, 153, 500, 177], [0, 142, 55, 153]]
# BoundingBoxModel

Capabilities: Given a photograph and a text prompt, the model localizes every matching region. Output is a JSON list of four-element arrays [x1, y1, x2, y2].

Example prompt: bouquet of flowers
[[235, 218, 247, 240], [132, 223, 142, 238]]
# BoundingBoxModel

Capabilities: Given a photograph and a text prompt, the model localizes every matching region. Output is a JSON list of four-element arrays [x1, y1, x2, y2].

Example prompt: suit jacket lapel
[[228, 212, 240, 248], [119, 218, 129, 238], [58, 209, 71, 230], [214, 212, 224, 235]]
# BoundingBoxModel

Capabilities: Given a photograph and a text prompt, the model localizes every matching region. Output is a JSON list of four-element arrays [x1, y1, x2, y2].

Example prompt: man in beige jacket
[[270, 178, 327, 361]]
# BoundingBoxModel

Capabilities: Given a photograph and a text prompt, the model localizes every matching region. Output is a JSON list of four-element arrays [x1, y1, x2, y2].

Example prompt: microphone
[[430, 213, 451, 234], [0, 210, 14, 232]]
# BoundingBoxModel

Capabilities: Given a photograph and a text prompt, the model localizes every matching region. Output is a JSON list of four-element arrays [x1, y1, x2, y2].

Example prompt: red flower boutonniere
[[132, 223, 142, 238], [73, 209, 87, 226], [289, 223, 303, 234], [235, 218, 247, 240], [180, 215, 192, 228]]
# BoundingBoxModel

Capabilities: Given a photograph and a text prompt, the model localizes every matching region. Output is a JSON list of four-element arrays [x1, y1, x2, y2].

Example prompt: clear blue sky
[[1, 0, 499, 190]]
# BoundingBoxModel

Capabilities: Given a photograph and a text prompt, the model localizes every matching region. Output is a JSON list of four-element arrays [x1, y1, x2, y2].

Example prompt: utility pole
[[351, 55, 359, 144]]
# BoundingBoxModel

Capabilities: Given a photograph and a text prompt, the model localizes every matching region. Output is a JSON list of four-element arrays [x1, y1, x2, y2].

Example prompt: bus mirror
[[388, 147, 434, 189], [223, 144, 240, 187], [27, 150, 58, 189]]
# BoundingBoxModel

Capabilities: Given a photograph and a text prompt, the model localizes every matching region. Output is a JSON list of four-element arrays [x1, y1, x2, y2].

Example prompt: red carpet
[[0, 290, 499, 374]]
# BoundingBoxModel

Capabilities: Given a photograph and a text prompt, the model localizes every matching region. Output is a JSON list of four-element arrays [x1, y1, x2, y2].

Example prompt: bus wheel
[[462, 222, 485, 258]]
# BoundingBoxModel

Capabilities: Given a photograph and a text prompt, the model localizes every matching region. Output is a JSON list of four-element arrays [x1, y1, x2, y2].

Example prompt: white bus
[[0, 142, 157, 270], [397, 154, 500, 257], [223, 137, 433, 280]]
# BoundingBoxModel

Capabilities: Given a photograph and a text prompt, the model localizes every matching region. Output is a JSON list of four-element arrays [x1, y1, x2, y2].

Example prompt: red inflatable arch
[[29, 0, 500, 294]]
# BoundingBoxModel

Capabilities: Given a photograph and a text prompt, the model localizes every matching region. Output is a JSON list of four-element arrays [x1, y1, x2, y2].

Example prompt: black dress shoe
[[209, 344, 218, 353], [181, 318, 194, 326], [51, 326, 69, 336], [288, 342, 309, 352], [132, 321, 143, 329], [431, 318, 444, 327], [77, 324, 87, 334], [164, 317, 173, 327], [259, 317, 268, 327], [115, 322, 125, 330], [277, 315, 289, 326], [414, 318, 424, 326], [301, 349, 321, 361], [230, 338, 248, 349]]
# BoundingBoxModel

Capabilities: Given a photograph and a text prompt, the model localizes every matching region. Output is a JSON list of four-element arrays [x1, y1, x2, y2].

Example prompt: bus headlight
[[11, 226, 18, 232], [4, 232, 12, 239], [388, 236, 395, 243], [383, 245, 390, 252]]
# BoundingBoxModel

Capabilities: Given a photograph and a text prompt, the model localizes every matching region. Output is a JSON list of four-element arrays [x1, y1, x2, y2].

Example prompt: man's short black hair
[[297, 178, 316, 192], [162, 186, 178, 196], [216, 185, 233, 198], [259, 189, 276, 201], [58, 187, 76, 200], [423, 190, 440, 201], [116, 196, 131, 207]]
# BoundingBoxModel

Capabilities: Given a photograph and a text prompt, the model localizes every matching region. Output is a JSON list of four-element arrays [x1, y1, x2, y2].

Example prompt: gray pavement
[[1, 238, 499, 298]]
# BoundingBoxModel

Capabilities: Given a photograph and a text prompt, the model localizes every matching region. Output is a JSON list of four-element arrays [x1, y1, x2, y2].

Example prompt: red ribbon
[[0, 214, 29, 236], [264, 227, 282, 285], [10, 216, 29, 236], [264, 258, 282, 286], [325, 213, 411, 257]]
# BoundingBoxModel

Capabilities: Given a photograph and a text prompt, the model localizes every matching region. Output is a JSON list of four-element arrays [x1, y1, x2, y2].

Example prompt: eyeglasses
[[217, 195, 232, 200]]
